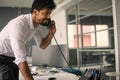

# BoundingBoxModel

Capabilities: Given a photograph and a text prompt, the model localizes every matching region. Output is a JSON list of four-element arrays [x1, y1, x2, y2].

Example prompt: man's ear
[[33, 9, 39, 15]]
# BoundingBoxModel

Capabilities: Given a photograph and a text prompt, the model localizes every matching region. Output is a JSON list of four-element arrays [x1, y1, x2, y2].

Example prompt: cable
[[50, 29, 73, 70], [50, 30, 81, 80], [53, 35, 73, 70]]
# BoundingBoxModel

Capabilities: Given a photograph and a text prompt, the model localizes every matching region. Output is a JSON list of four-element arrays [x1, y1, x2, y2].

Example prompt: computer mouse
[[48, 77, 56, 80]]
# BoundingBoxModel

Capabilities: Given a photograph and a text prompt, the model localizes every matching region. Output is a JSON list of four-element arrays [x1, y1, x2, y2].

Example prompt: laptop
[[32, 44, 68, 68]]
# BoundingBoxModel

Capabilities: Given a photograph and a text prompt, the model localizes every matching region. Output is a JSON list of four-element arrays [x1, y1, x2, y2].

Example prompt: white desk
[[19, 68, 79, 80], [33, 70, 79, 80]]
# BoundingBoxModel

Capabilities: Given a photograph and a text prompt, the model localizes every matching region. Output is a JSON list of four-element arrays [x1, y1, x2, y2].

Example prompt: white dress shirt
[[0, 13, 43, 65]]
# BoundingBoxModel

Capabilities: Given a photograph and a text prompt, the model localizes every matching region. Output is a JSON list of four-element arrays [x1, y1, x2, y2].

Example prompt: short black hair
[[31, 0, 56, 13]]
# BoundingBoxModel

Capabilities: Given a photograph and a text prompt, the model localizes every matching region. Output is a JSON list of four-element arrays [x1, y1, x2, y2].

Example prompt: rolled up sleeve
[[9, 21, 27, 65]]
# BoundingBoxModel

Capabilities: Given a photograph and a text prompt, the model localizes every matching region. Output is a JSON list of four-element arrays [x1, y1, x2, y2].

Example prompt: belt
[[0, 55, 15, 63]]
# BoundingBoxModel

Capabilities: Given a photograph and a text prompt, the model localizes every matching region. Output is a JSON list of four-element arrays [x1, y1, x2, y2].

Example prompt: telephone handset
[[40, 19, 52, 27], [45, 19, 52, 27]]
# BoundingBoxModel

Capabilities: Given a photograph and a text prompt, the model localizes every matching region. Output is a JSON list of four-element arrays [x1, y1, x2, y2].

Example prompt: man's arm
[[18, 61, 34, 80], [39, 20, 56, 49]]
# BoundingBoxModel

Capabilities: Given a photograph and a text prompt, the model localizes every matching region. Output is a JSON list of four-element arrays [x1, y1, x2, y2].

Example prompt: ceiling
[[67, 0, 112, 16], [54, 0, 66, 4], [0, 0, 66, 7], [0, 0, 112, 16]]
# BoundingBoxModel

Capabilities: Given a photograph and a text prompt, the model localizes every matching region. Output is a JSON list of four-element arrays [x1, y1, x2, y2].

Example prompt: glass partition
[[66, 0, 115, 79]]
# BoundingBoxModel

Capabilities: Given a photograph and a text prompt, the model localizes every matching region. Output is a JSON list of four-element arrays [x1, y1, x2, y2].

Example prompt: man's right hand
[[18, 61, 34, 80]]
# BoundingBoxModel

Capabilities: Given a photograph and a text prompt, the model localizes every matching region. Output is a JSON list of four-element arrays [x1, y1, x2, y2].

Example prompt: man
[[0, 0, 56, 80]]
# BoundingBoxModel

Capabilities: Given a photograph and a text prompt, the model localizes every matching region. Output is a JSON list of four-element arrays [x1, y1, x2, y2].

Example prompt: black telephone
[[46, 19, 52, 27], [41, 19, 52, 27]]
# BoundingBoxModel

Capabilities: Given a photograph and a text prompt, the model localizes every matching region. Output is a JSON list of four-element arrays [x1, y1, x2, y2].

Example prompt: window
[[66, 1, 115, 78], [68, 24, 111, 48]]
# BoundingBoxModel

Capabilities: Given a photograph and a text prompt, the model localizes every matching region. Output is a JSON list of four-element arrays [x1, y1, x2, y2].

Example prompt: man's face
[[34, 8, 51, 26]]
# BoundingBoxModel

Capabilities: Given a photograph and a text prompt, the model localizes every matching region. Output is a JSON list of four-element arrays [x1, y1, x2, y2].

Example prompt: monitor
[[32, 44, 68, 68]]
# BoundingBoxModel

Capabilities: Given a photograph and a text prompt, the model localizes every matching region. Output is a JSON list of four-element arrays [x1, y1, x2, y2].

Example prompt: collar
[[29, 13, 35, 29]]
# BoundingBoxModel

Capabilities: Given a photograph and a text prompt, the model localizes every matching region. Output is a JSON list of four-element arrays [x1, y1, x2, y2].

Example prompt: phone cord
[[51, 30, 81, 79]]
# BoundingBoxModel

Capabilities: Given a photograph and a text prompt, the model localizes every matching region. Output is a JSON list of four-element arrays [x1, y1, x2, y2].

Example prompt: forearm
[[18, 61, 34, 80], [40, 20, 56, 49], [40, 31, 54, 49]]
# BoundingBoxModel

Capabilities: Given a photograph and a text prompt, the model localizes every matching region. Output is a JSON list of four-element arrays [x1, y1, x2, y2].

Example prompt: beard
[[40, 19, 50, 26], [40, 23, 48, 26]]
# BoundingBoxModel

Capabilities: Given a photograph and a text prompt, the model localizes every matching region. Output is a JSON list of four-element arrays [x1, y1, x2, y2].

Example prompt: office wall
[[51, 10, 67, 44], [0, 7, 18, 30], [0, 7, 30, 30]]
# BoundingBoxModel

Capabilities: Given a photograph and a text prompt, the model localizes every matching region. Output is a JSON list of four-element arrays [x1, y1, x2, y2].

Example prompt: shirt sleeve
[[33, 26, 43, 46], [9, 20, 27, 65]]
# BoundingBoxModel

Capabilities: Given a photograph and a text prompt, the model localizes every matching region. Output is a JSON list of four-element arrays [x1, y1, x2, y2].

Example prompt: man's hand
[[48, 20, 56, 35], [18, 61, 34, 80], [40, 20, 56, 49]]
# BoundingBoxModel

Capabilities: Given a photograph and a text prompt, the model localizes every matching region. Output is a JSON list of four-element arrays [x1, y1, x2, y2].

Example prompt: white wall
[[51, 10, 67, 45], [0, 0, 32, 7]]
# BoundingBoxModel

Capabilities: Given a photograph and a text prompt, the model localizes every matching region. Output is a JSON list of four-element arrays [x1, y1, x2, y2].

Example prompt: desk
[[105, 72, 120, 80], [33, 70, 79, 80], [19, 68, 79, 80]]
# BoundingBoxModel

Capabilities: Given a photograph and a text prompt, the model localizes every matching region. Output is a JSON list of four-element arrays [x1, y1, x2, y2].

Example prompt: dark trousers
[[0, 55, 19, 80]]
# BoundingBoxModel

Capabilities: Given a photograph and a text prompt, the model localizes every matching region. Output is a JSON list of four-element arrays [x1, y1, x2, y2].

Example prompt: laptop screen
[[32, 44, 68, 68]]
